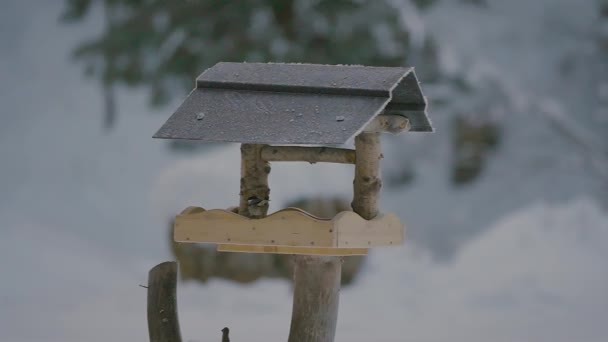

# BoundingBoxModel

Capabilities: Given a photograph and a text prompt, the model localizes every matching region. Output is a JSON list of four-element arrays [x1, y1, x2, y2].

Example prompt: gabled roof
[[154, 62, 432, 145]]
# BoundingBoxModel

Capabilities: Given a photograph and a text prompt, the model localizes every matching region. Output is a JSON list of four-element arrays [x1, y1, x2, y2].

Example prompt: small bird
[[221, 327, 230, 342], [247, 196, 269, 218]]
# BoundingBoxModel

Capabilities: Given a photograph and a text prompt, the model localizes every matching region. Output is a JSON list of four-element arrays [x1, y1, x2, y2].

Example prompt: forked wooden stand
[[148, 62, 431, 342]]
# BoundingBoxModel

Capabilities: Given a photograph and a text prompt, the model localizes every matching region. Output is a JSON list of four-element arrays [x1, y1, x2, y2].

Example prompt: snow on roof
[[154, 62, 432, 145]]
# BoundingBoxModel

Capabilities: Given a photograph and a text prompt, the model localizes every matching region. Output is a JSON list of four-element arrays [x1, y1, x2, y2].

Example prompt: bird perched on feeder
[[247, 196, 269, 218], [221, 327, 230, 342]]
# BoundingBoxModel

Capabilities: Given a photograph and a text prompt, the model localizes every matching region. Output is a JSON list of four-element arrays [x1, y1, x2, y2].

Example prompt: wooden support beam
[[238, 144, 270, 218], [352, 132, 382, 219], [261, 145, 356, 164], [147, 261, 182, 342], [217, 244, 368, 256], [288, 256, 341, 342]]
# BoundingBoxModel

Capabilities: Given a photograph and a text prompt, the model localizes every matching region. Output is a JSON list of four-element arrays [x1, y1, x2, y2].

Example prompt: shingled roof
[[153, 62, 431, 145]]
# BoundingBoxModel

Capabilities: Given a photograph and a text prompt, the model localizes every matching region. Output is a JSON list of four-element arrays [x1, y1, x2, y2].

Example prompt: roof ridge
[[196, 80, 390, 98]]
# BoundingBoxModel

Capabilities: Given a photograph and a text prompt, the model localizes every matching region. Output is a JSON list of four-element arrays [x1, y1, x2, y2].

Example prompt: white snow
[[1, 198, 606, 342]]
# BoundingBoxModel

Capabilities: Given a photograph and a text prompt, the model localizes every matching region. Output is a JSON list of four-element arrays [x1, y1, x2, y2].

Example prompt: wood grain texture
[[334, 212, 404, 247], [288, 256, 341, 342], [352, 132, 382, 219], [238, 144, 270, 218], [217, 244, 368, 256], [147, 261, 182, 342], [173, 207, 403, 248], [174, 208, 335, 247]]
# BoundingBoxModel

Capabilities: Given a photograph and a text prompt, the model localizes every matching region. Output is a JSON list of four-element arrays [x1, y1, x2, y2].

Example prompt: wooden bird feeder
[[154, 62, 431, 257], [151, 62, 432, 342]]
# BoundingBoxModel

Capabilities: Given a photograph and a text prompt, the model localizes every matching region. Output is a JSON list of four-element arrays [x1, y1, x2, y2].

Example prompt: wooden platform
[[173, 207, 404, 255], [217, 245, 368, 256]]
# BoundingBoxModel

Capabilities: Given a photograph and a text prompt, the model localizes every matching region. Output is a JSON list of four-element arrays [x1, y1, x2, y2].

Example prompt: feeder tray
[[173, 207, 405, 256]]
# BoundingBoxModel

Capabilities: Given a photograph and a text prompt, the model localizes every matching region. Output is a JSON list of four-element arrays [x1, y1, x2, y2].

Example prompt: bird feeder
[[154, 62, 432, 256]]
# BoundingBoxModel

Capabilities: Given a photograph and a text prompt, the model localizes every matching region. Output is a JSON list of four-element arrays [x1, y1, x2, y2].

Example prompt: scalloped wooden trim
[[174, 207, 404, 249], [217, 244, 368, 256]]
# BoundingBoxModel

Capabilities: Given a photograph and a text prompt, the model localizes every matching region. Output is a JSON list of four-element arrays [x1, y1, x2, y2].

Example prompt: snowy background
[[1, 0, 607, 341]]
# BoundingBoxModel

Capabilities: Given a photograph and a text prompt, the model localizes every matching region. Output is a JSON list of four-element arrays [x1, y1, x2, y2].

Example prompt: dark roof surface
[[154, 62, 431, 145]]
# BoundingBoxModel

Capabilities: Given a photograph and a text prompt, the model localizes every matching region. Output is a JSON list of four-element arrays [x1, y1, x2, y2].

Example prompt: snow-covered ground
[[1, 1, 606, 341], [2, 197, 606, 342]]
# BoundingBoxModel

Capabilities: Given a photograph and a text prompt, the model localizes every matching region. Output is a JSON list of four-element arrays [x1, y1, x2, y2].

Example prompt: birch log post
[[239, 144, 270, 216], [352, 132, 382, 219], [147, 261, 182, 342]]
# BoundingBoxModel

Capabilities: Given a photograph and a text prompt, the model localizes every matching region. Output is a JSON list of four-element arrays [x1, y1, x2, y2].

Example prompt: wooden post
[[147, 262, 182, 342], [239, 144, 270, 217], [288, 256, 342, 342], [352, 132, 382, 219]]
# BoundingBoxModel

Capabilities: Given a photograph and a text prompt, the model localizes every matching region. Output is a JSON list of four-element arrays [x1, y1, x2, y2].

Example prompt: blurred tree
[[61, 0, 437, 109], [62, 0, 498, 185], [450, 115, 500, 185]]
